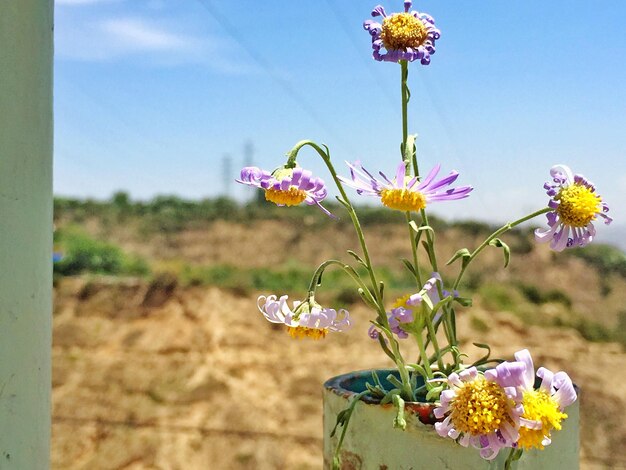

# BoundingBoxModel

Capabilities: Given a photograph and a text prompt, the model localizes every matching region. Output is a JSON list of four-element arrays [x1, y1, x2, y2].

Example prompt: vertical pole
[[0, 1, 53, 468]]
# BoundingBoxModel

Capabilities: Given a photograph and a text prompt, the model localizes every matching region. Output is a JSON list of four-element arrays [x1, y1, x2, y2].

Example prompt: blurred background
[[52, 1, 626, 468]]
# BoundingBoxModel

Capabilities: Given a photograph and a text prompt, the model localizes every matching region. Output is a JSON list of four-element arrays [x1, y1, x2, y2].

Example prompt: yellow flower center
[[392, 294, 413, 309], [287, 326, 328, 340], [265, 187, 307, 206], [381, 13, 428, 51], [380, 188, 426, 212], [518, 390, 567, 450], [449, 377, 513, 435], [555, 184, 602, 228]]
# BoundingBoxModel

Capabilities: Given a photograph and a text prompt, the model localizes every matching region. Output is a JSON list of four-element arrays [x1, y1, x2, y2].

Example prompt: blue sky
[[54, 0, 626, 245]]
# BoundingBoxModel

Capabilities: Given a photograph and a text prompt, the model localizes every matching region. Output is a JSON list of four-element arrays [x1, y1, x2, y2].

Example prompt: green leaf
[[422, 241, 436, 267], [386, 374, 405, 391], [346, 250, 367, 267], [425, 385, 443, 402], [392, 394, 407, 430], [446, 248, 471, 267], [489, 238, 511, 268], [471, 342, 492, 366], [376, 332, 396, 361], [403, 134, 416, 163], [410, 222, 434, 237], [454, 296, 473, 307], [400, 258, 417, 277]]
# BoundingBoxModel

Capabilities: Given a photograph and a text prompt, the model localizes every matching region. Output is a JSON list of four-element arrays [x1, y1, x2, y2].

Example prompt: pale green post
[[0, 1, 54, 468]]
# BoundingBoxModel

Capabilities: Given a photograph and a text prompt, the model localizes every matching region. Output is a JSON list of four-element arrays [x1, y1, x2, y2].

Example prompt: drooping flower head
[[514, 349, 576, 450], [363, 1, 440, 64], [434, 363, 526, 460], [237, 165, 332, 217], [339, 161, 472, 213], [257, 295, 350, 340], [535, 165, 611, 251]]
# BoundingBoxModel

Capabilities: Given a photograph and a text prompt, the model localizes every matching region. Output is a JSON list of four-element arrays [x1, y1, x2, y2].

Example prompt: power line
[[323, 0, 396, 110], [193, 0, 348, 151]]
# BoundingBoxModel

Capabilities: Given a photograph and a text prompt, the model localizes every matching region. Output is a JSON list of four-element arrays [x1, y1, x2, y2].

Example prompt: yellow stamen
[[265, 187, 307, 206], [287, 326, 328, 340], [392, 294, 413, 310], [381, 13, 428, 51], [449, 377, 513, 435], [518, 390, 567, 450], [380, 188, 426, 212], [556, 184, 602, 227]]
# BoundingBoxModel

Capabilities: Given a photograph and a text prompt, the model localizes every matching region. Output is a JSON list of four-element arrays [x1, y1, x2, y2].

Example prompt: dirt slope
[[52, 278, 626, 469]]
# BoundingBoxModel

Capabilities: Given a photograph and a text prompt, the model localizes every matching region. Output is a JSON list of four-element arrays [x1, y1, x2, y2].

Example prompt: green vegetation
[[566, 243, 626, 279], [53, 194, 626, 347], [54, 227, 149, 277]]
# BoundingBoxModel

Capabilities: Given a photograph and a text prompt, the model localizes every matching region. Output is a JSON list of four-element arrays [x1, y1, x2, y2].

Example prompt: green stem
[[307, 260, 364, 296], [400, 60, 409, 158], [414, 327, 433, 380], [287, 140, 413, 399], [452, 207, 552, 290], [405, 213, 423, 287], [286, 141, 380, 303], [425, 310, 445, 371]]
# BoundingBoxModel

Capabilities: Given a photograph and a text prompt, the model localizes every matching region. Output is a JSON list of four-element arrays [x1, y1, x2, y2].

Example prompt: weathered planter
[[323, 369, 579, 470]]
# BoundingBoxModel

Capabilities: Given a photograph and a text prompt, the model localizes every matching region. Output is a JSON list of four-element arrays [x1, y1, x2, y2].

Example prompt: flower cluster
[[235, 1, 611, 466], [434, 350, 576, 459]]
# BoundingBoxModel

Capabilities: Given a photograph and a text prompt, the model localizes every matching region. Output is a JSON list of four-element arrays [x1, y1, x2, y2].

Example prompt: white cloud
[[56, 16, 204, 62], [100, 18, 190, 51]]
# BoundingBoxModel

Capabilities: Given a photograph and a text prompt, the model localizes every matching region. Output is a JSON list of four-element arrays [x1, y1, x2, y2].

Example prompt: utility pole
[[244, 140, 265, 205], [243, 140, 254, 167], [0, 2, 53, 468]]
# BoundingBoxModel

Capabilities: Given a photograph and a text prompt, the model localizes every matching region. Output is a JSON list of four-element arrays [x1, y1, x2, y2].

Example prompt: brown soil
[[52, 277, 626, 469]]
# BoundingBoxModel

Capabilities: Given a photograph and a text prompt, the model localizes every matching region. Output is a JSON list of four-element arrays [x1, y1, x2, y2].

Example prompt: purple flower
[[237, 165, 332, 217], [434, 363, 526, 460], [514, 349, 576, 450], [368, 273, 457, 339], [535, 164, 611, 251], [363, 1, 440, 64], [339, 161, 472, 212], [257, 295, 350, 340]]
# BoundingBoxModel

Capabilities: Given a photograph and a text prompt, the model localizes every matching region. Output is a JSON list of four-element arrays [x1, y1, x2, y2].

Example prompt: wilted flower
[[434, 363, 526, 460], [257, 295, 350, 340], [237, 165, 332, 216], [363, 1, 440, 64], [339, 162, 472, 213], [535, 164, 611, 251], [368, 302, 413, 340], [514, 349, 576, 450], [368, 273, 457, 339]]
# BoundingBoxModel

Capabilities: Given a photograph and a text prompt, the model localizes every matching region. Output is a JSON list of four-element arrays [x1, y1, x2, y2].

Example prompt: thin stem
[[425, 311, 445, 371], [306, 259, 370, 301], [452, 207, 552, 290], [414, 327, 433, 380], [400, 60, 409, 158], [405, 213, 423, 287], [287, 140, 413, 398]]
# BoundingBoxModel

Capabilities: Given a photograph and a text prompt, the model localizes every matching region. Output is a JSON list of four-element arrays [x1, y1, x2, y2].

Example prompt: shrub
[[54, 228, 149, 276]]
